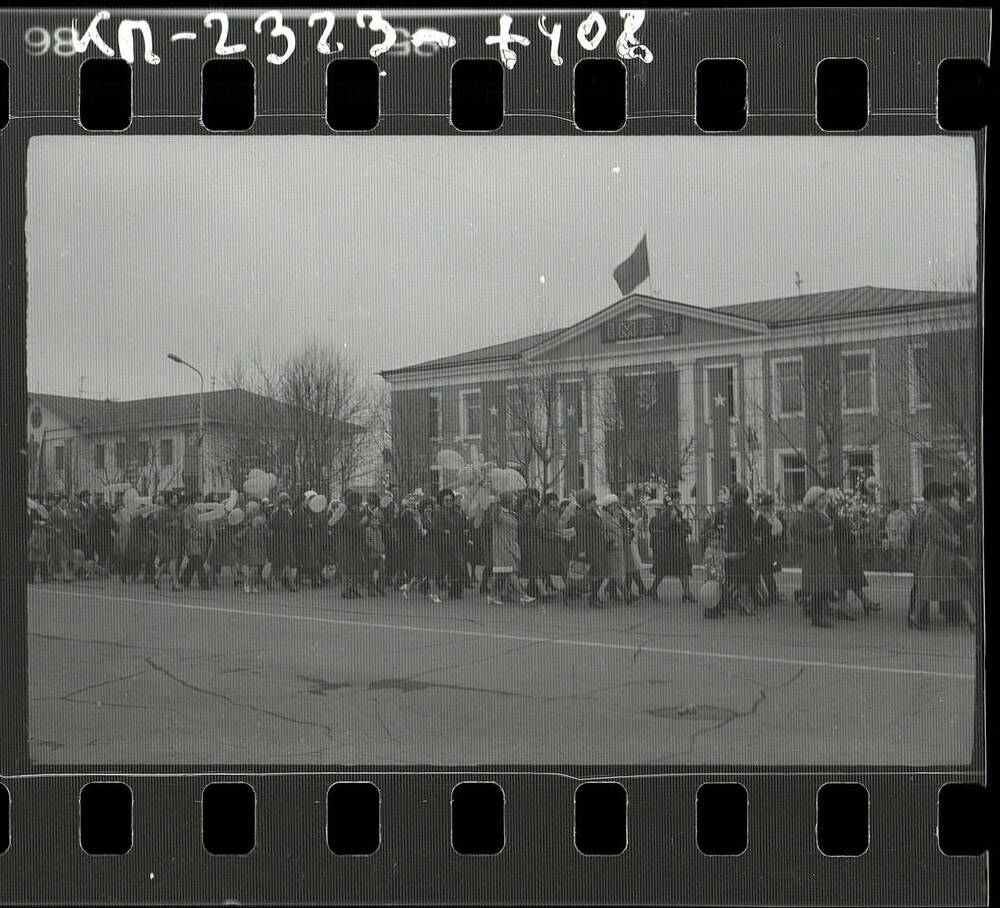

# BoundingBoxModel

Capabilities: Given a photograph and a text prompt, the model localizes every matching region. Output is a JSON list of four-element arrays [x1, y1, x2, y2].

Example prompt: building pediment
[[524, 294, 768, 362]]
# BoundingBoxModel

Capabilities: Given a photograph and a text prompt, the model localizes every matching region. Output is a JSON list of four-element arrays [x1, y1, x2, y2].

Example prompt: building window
[[505, 384, 528, 434], [134, 441, 149, 465], [459, 389, 482, 438], [842, 351, 875, 412], [54, 445, 65, 471], [160, 438, 174, 466], [844, 448, 876, 494], [909, 344, 933, 410], [94, 444, 105, 469], [705, 365, 737, 420], [115, 442, 126, 467], [707, 452, 740, 502], [559, 380, 586, 431], [429, 464, 442, 495], [779, 452, 807, 505], [773, 357, 804, 416], [428, 393, 441, 440]]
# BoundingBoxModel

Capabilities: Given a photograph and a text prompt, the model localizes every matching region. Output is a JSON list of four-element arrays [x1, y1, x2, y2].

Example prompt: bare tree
[[224, 342, 373, 495], [503, 362, 569, 493]]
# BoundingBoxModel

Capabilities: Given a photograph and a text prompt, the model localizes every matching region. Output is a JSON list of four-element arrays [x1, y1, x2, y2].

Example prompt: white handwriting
[[307, 12, 344, 54], [118, 19, 160, 64], [537, 15, 562, 66], [485, 14, 529, 70], [356, 11, 397, 58], [253, 10, 296, 65]]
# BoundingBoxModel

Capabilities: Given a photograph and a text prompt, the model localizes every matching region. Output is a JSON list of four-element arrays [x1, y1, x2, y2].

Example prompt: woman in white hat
[[798, 486, 838, 628]]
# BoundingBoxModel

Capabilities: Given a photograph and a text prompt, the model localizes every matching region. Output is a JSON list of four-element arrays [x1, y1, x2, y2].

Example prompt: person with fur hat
[[797, 485, 838, 627], [338, 490, 368, 599]]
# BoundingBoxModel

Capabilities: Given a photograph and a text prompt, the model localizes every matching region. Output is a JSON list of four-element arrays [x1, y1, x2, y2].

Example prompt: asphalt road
[[26, 570, 977, 766]]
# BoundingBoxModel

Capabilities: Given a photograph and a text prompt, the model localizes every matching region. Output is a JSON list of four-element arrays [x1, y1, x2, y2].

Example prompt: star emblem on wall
[[489, 406, 499, 417], [714, 393, 727, 408]]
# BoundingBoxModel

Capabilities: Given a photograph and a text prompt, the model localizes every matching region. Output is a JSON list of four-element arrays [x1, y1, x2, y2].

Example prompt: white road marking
[[33, 587, 975, 681]]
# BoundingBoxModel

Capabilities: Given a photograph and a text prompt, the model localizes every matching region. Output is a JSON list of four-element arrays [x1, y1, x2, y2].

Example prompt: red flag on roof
[[613, 235, 650, 296]]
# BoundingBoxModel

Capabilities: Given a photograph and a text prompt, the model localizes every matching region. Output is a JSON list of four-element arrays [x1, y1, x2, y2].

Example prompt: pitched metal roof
[[380, 286, 975, 378], [714, 285, 974, 327]]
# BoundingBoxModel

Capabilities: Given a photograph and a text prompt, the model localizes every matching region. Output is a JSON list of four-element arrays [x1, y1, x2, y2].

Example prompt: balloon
[[436, 449, 464, 471], [455, 465, 478, 487], [698, 580, 721, 610], [261, 562, 272, 581], [492, 469, 526, 493], [328, 503, 347, 525], [267, 473, 277, 486], [246, 500, 261, 515], [70, 548, 85, 566], [379, 494, 393, 509], [309, 494, 328, 513], [468, 443, 481, 464], [197, 503, 228, 523], [227, 507, 245, 526], [224, 492, 238, 512], [770, 517, 783, 537], [243, 474, 270, 498], [482, 461, 497, 472], [27, 497, 39, 512], [864, 476, 879, 494]]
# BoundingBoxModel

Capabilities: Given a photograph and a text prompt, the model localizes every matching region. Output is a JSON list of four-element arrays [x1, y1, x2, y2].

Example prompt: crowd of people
[[26, 476, 979, 633]]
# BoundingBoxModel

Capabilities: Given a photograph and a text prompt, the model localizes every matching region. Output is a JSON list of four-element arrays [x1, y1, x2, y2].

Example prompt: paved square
[[27, 571, 977, 765]]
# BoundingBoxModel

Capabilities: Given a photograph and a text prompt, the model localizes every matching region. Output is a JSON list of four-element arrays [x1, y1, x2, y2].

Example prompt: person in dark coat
[[827, 496, 881, 615], [571, 489, 608, 609], [938, 480, 977, 626], [517, 494, 546, 598], [724, 484, 756, 615], [431, 488, 469, 600], [751, 493, 784, 607], [338, 491, 368, 599], [648, 493, 696, 602], [268, 492, 301, 591], [797, 486, 839, 628], [912, 483, 975, 631], [401, 500, 443, 602], [153, 492, 184, 591], [535, 492, 566, 585]]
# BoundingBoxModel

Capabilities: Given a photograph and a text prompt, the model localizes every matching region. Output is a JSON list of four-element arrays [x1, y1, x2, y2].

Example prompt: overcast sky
[[26, 134, 976, 400]]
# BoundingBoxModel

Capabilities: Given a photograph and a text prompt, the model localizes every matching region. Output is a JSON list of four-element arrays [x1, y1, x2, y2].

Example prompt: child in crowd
[[237, 516, 269, 594], [364, 511, 387, 596], [701, 526, 727, 619]]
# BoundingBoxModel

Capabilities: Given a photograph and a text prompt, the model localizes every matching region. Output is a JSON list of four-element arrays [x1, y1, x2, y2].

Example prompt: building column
[[676, 361, 697, 504], [588, 368, 611, 497]]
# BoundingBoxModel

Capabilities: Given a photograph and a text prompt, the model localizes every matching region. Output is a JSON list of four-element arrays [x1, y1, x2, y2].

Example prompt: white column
[[676, 361, 697, 504], [588, 368, 611, 496]]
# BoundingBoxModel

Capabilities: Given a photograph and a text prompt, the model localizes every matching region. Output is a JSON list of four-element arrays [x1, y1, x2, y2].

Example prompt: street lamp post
[[167, 353, 205, 493]]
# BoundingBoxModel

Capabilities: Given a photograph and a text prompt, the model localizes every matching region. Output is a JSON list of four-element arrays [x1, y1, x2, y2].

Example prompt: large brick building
[[380, 286, 979, 507]]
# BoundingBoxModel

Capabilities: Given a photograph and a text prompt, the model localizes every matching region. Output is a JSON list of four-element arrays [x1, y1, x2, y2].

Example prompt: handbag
[[567, 559, 591, 581]]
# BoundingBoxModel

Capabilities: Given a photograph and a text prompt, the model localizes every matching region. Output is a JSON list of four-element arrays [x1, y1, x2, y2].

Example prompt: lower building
[[379, 286, 979, 507], [26, 388, 374, 500]]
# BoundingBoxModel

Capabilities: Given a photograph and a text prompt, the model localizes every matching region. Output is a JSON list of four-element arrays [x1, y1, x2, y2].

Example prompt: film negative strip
[[0, 6, 990, 904]]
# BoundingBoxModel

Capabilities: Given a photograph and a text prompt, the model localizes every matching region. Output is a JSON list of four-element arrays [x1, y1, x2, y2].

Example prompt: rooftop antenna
[[794, 271, 803, 295], [78, 374, 89, 397]]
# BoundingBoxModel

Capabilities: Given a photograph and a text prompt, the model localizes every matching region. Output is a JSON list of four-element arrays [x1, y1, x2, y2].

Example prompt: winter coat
[[725, 501, 756, 583], [650, 507, 692, 577], [915, 501, 966, 602], [432, 506, 468, 579], [572, 508, 607, 577], [831, 510, 867, 591], [154, 506, 183, 561], [798, 506, 839, 596], [236, 524, 269, 566], [535, 506, 566, 576], [599, 510, 626, 580], [490, 507, 521, 572]]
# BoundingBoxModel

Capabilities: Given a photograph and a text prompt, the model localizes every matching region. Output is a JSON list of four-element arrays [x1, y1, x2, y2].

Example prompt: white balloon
[[436, 449, 464, 470]]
